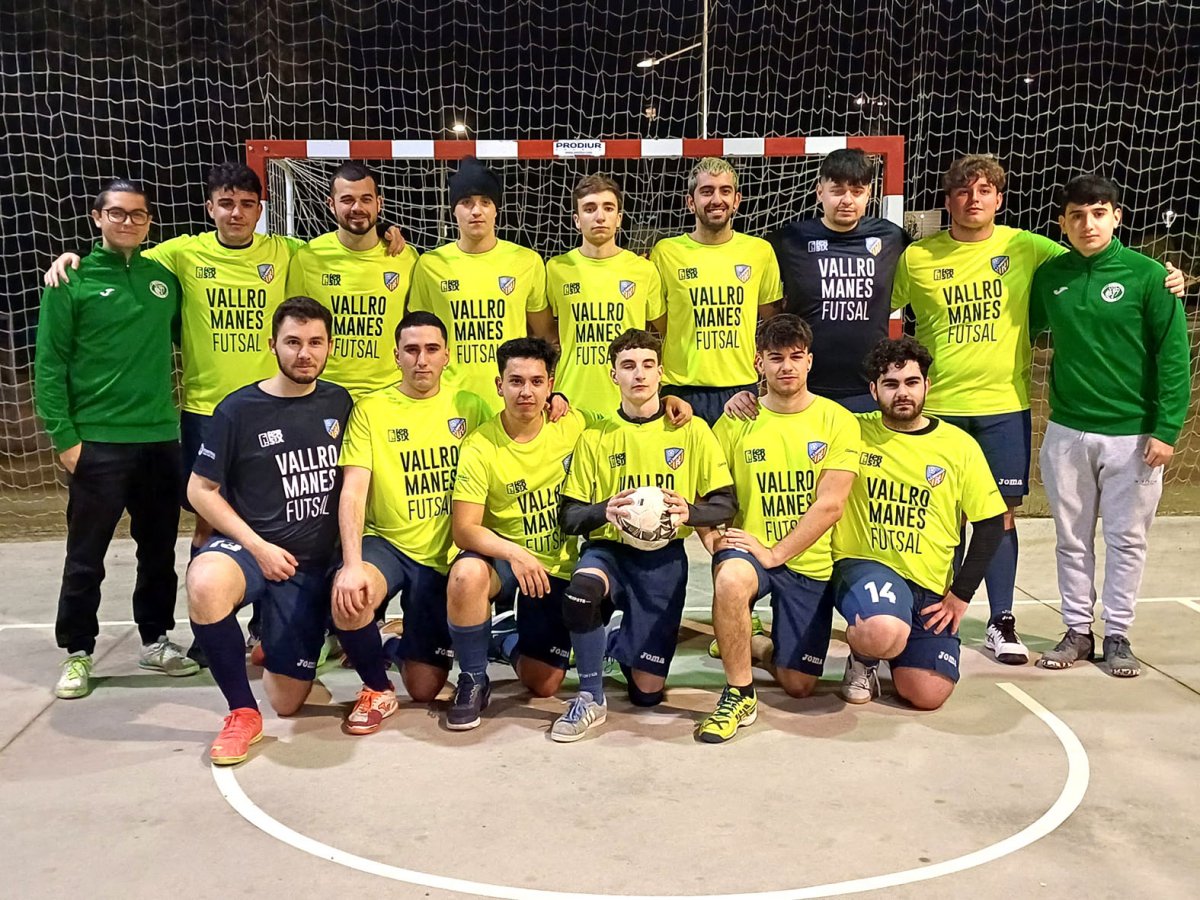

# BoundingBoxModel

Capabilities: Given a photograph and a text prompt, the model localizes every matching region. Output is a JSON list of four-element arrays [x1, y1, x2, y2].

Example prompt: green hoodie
[[35, 243, 181, 452], [1029, 237, 1191, 444]]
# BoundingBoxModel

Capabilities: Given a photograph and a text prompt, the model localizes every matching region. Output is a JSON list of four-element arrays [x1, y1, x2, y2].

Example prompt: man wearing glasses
[[35, 179, 198, 699]]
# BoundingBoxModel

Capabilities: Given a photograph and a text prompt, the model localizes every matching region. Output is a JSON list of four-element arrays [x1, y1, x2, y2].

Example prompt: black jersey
[[768, 216, 909, 398], [193, 380, 353, 566]]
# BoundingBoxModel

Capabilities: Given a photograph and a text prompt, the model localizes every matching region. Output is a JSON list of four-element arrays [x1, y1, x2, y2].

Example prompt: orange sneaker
[[210, 707, 264, 765], [345, 684, 398, 735]]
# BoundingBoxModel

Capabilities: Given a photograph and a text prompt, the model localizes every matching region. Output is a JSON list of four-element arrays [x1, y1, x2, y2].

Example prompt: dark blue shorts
[[180, 411, 211, 512], [577, 539, 689, 678], [660, 383, 758, 428], [712, 549, 832, 676], [833, 392, 879, 414], [454, 551, 571, 669], [938, 410, 1031, 499], [197, 535, 328, 681], [830, 557, 960, 682], [361, 535, 453, 670]]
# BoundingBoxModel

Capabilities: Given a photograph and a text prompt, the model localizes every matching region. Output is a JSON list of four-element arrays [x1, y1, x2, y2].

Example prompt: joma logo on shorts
[[640, 651, 666, 665], [296, 658, 316, 669], [937, 651, 958, 667], [802, 654, 824, 665]]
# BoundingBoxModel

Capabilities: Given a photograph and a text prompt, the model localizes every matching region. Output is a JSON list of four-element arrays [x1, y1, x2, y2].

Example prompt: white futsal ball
[[617, 486, 682, 551]]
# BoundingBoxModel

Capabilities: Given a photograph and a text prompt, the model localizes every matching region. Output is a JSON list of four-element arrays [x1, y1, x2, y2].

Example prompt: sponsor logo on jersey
[[197, 443, 216, 460], [384, 271, 400, 292], [387, 428, 410, 442], [990, 256, 1010, 276], [100, 288, 115, 297], [149, 280, 170, 298], [734, 264, 752, 283], [322, 273, 341, 286], [1053, 286, 1069, 295], [563, 281, 581, 296], [257, 263, 275, 284], [1101, 282, 1126, 303], [807, 441, 828, 463], [866, 237, 882, 256], [860, 452, 883, 467], [608, 452, 626, 468], [677, 267, 698, 280], [506, 479, 528, 495], [440, 279, 460, 292], [807, 240, 828, 252], [933, 268, 954, 281], [926, 464, 946, 487], [665, 447, 685, 470], [744, 448, 766, 464], [258, 428, 284, 448], [619, 280, 636, 299], [563, 453, 573, 473], [448, 417, 467, 439], [324, 418, 341, 439], [195, 266, 216, 279], [552, 139, 606, 158], [498, 276, 516, 296]]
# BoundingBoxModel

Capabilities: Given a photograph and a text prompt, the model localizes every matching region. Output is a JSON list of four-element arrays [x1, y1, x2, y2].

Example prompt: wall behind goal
[[1, 1, 1198, 532]]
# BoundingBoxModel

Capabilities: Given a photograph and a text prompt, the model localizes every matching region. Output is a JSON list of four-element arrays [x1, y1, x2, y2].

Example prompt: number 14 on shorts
[[864, 580, 897, 604]]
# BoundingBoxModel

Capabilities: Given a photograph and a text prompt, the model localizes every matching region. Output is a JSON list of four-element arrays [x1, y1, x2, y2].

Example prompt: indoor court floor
[[2, 517, 1198, 899]]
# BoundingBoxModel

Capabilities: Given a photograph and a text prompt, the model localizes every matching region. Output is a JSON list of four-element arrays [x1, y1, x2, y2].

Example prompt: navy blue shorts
[[830, 557, 960, 682], [833, 392, 879, 414], [712, 549, 832, 676], [180, 411, 211, 512], [361, 536, 453, 670], [938, 410, 1031, 499], [577, 539, 689, 678], [454, 551, 571, 670], [197, 535, 328, 681], [660, 383, 758, 428]]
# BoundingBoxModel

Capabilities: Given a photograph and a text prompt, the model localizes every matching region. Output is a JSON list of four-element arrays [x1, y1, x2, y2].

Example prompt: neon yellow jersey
[[146, 232, 304, 415], [409, 240, 547, 412], [650, 232, 782, 387], [338, 385, 492, 574], [714, 397, 860, 580], [285, 233, 419, 400], [890, 226, 1063, 415], [562, 412, 733, 543], [546, 248, 665, 413], [832, 413, 1007, 594], [453, 410, 599, 581]]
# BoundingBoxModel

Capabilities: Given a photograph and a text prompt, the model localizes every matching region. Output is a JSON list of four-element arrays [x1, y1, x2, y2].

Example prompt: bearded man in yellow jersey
[[330, 311, 492, 736], [831, 338, 1006, 710], [696, 315, 860, 743], [546, 174, 666, 414], [650, 157, 783, 425], [408, 158, 556, 412], [891, 155, 1183, 666], [287, 162, 419, 400]]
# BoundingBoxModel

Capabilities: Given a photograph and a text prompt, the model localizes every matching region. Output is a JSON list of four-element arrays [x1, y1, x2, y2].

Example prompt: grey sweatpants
[[1039, 422, 1164, 636]]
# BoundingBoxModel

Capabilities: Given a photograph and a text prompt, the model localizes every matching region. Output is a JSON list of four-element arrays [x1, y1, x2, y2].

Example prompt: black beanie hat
[[448, 157, 502, 208]]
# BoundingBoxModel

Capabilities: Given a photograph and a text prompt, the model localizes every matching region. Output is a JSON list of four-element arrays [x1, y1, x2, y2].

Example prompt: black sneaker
[[447, 672, 491, 730], [1038, 629, 1094, 670], [984, 612, 1030, 665], [185, 643, 209, 669], [1102, 635, 1141, 678]]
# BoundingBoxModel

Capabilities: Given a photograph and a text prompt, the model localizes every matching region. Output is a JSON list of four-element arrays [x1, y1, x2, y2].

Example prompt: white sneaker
[[139, 636, 201, 677], [985, 612, 1029, 665], [551, 691, 608, 743], [55, 652, 93, 699], [841, 655, 880, 704]]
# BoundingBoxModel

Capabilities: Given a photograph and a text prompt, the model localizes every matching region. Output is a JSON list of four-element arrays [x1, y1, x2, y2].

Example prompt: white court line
[[212, 683, 1089, 899], [1181, 600, 1200, 615]]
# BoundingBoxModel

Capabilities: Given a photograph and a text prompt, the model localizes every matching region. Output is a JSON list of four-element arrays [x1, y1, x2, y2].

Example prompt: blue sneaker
[[447, 672, 491, 730]]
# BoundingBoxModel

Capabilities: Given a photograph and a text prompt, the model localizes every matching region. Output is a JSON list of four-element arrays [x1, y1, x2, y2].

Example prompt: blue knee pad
[[563, 572, 607, 633]]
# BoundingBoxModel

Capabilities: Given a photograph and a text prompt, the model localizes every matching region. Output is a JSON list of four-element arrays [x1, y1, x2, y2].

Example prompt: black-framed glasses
[[99, 207, 151, 225]]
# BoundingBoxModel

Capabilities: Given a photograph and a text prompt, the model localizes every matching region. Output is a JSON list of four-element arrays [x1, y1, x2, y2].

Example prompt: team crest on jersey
[[866, 237, 882, 256], [807, 441, 828, 463], [619, 280, 636, 299], [1101, 282, 1126, 303], [149, 280, 169, 298], [665, 447, 685, 470], [563, 453, 573, 474], [324, 418, 341, 439], [257, 263, 275, 284], [990, 256, 1010, 276], [498, 276, 516, 296], [926, 465, 946, 487], [734, 264, 752, 283], [384, 271, 400, 291], [448, 417, 467, 439]]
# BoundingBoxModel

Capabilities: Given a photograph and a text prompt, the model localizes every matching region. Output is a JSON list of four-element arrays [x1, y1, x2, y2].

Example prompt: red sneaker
[[345, 684, 398, 735], [210, 707, 264, 765]]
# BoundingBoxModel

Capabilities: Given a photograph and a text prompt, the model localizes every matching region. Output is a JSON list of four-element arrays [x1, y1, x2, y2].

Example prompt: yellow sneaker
[[695, 685, 758, 744], [707, 612, 764, 660]]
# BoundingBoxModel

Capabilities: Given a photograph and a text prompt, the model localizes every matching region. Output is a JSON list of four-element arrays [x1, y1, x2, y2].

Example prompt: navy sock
[[191, 613, 256, 712], [984, 527, 1018, 619], [337, 623, 391, 692], [449, 620, 490, 679], [572, 626, 606, 704]]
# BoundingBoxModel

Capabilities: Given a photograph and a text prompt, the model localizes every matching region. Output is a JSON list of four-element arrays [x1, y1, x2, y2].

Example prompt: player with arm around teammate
[[830, 337, 1006, 710], [185, 297, 352, 764], [695, 315, 860, 742], [553, 329, 736, 741]]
